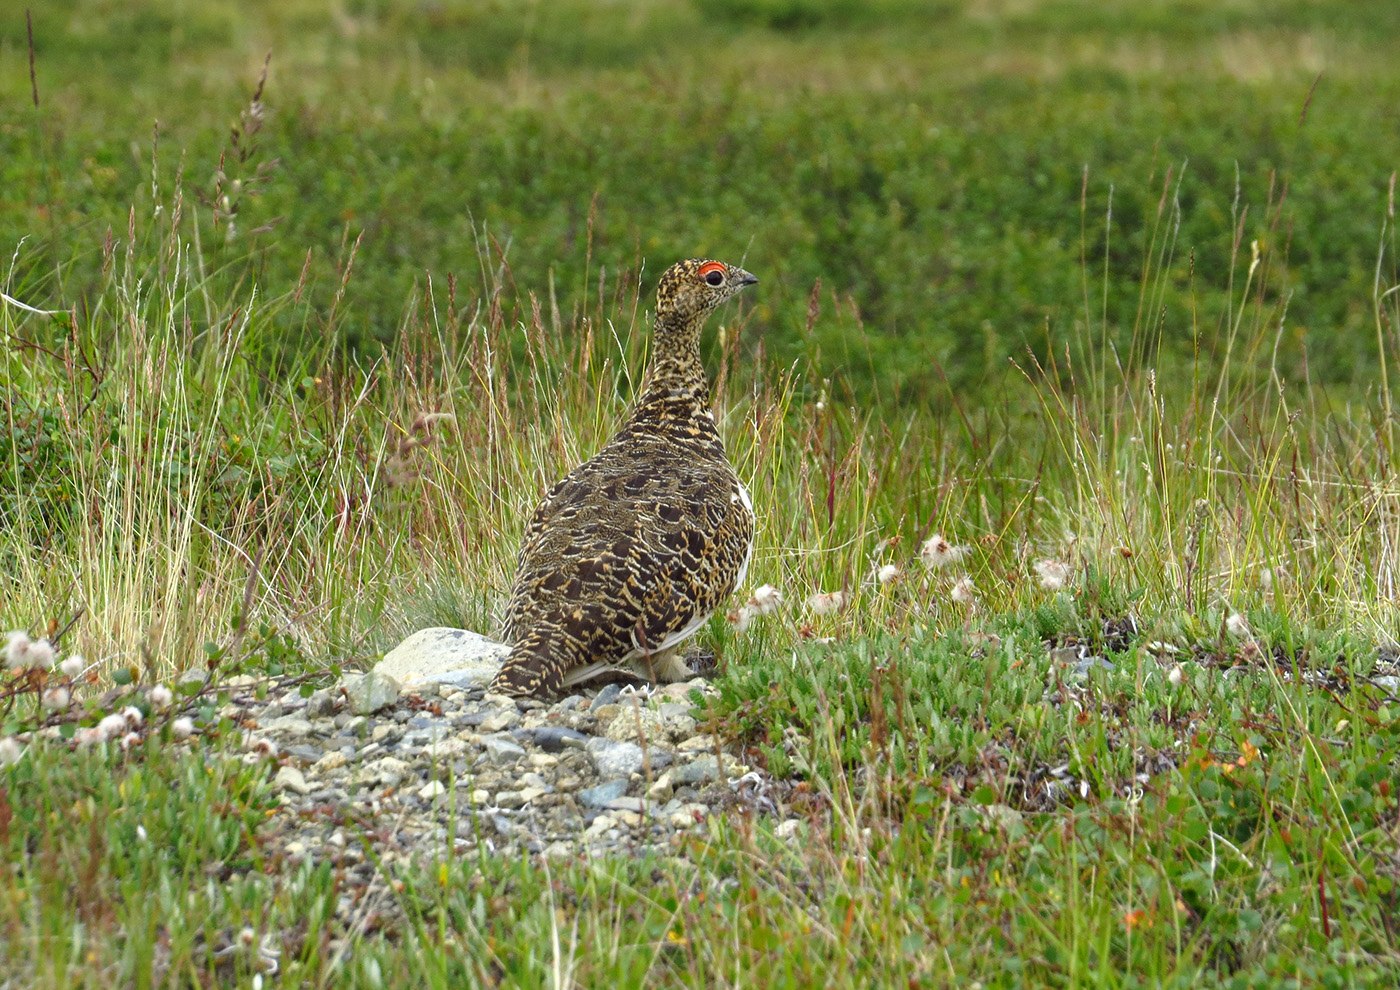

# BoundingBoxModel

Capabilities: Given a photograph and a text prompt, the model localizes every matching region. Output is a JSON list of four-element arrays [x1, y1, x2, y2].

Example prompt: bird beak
[[734, 268, 758, 287]]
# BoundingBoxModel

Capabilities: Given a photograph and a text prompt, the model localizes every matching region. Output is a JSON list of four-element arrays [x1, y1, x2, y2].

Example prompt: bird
[[492, 258, 759, 698]]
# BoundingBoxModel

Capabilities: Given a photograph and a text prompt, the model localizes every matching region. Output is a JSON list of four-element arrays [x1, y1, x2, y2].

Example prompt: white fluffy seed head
[[148, 684, 173, 709], [27, 639, 55, 669], [97, 713, 128, 740], [950, 576, 977, 605], [41, 686, 70, 710], [120, 732, 142, 751], [726, 605, 755, 633], [750, 584, 783, 615], [806, 590, 847, 615], [1033, 559, 1071, 591], [4, 631, 33, 672], [0, 737, 23, 766], [1167, 664, 1184, 687], [121, 706, 144, 728], [1226, 612, 1251, 638], [75, 727, 106, 747], [250, 738, 278, 759], [59, 655, 86, 679], [171, 717, 195, 740], [876, 563, 901, 585], [920, 535, 969, 570]]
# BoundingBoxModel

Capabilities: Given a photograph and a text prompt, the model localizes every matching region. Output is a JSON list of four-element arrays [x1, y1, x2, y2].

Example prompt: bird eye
[[698, 261, 727, 286], [705, 270, 724, 286]]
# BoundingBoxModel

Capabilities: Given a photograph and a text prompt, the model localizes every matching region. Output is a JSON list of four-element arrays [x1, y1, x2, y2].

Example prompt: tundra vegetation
[[2, 0, 1399, 985]]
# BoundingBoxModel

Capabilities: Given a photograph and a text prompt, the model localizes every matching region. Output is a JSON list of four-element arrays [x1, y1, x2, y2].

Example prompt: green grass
[[4, 0, 1400, 984]]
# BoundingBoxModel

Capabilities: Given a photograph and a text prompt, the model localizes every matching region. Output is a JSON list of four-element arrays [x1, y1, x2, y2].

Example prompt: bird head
[[655, 259, 758, 324]]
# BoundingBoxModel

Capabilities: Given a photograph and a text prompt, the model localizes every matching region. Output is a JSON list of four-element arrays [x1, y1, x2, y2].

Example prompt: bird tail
[[491, 627, 575, 698]]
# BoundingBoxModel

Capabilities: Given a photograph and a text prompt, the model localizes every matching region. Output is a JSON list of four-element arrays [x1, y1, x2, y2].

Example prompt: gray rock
[[579, 779, 630, 809], [345, 672, 401, 715], [306, 690, 337, 718], [481, 734, 527, 766], [261, 715, 315, 738], [525, 727, 590, 752], [1373, 675, 1400, 693], [671, 756, 722, 786], [375, 627, 510, 689], [584, 738, 671, 777], [592, 683, 625, 708]]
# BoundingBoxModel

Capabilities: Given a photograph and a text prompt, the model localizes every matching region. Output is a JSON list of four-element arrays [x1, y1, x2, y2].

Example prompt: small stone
[[604, 704, 667, 743], [526, 727, 589, 752], [670, 756, 722, 786], [468, 789, 490, 805], [1374, 675, 1400, 692], [677, 735, 718, 753], [358, 756, 411, 788], [274, 765, 311, 795], [418, 780, 447, 800], [481, 734, 527, 766], [775, 819, 802, 841], [604, 796, 646, 814], [315, 751, 348, 771], [528, 752, 560, 769], [518, 786, 549, 803], [585, 738, 646, 778], [585, 815, 616, 837], [261, 715, 315, 738], [579, 779, 630, 809], [495, 790, 527, 809], [479, 709, 521, 733], [371, 724, 396, 743], [612, 810, 644, 827], [544, 842, 573, 860], [658, 702, 694, 720], [285, 840, 307, 857], [592, 683, 625, 708], [345, 671, 401, 715], [647, 770, 675, 801], [423, 738, 469, 759], [306, 690, 336, 718]]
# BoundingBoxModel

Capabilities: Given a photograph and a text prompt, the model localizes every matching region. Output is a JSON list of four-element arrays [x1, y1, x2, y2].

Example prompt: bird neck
[[630, 310, 711, 420]]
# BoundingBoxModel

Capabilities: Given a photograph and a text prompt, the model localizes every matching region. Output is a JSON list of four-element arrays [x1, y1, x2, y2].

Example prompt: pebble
[[275, 765, 311, 795], [579, 779, 631, 809], [482, 735, 527, 766], [345, 671, 401, 715], [223, 639, 799, 887]]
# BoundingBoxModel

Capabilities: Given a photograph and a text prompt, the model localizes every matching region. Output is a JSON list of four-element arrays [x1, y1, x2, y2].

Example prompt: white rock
[[274, 766, 311, 795], [344, 671, 401, 715], [677, 734, 719, 753], [775, 819, 803, 841], [417, 780, 446, 800], [375, 628, 510, 689], [481, 734, 527, 766], [604, 704, 666, 743]]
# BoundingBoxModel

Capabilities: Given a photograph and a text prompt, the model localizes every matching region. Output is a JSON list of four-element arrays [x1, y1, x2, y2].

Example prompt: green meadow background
[[4, 1, 1400, 986]]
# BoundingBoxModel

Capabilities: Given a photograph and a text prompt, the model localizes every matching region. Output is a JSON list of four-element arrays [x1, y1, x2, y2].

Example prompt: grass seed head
[[121, 706, 144, 728], [876, 563, 901, 585], [5, 631, 33, 671], [1226, 612, 1251, 638], [97, 714, 128, 740], [42, 686, 71, 709], [950, 576, 977, 604], [806, 590, 848, 615], [149, 684, 173, 709], [0, 737, 23, 766], [171, 717, 195, 740], [59, 655, 86, 679], [1034, 559, 1071, 591], [920, 535, 968, 570], [750, 584, 783, 614]]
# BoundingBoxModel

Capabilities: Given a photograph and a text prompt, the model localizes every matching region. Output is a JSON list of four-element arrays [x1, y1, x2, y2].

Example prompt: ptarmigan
[[492, 259, 758, 697]]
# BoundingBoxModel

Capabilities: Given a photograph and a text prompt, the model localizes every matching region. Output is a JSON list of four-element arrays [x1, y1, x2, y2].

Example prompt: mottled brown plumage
[[492, 259, 758, 697]]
